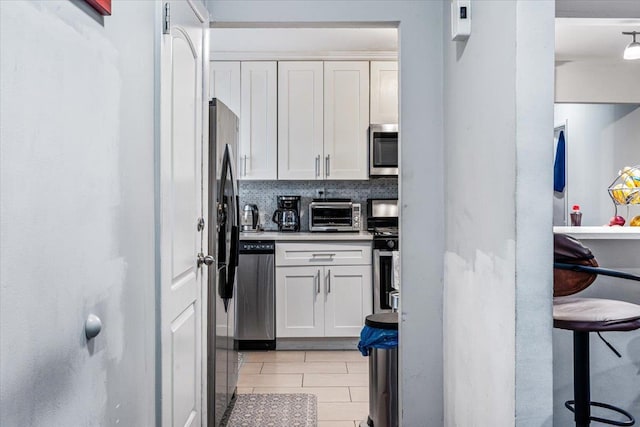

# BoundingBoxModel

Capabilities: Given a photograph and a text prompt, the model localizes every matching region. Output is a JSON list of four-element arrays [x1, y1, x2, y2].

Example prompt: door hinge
[[163, 3, 170, 35]]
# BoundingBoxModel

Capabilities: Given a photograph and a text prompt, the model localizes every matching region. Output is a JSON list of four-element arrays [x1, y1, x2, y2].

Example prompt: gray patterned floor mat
[[220, 393, 318, 427]]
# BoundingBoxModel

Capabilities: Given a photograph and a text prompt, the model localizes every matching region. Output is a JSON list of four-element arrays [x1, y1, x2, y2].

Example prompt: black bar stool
[[554, 234, 640, 427]]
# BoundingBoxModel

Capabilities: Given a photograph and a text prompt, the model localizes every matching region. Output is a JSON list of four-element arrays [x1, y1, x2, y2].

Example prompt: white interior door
[[159, 1, 208, 426]]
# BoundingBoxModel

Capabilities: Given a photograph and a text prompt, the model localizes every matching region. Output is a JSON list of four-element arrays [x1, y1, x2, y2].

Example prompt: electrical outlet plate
[[451, 0, 471, 41]]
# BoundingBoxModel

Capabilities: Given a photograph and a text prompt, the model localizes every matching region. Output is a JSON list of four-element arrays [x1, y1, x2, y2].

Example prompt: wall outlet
[[260, 212, 270, 227]]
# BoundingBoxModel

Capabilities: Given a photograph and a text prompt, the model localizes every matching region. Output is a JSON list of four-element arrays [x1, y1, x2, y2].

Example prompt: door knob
[[197, 253, 215, 267], [85, 314, 102, 340]]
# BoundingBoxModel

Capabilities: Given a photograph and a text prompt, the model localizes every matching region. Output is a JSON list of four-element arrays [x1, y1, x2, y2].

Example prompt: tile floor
[[237, 350, 369, 427]]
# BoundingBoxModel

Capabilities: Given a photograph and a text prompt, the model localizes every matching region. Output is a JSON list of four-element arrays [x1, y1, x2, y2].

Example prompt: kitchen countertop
[[240, 230, 374, 241], [553, 226, 640, 240]]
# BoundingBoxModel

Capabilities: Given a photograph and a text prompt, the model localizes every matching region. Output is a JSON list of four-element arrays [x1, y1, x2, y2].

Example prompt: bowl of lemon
[[608, 165, 640, 206]]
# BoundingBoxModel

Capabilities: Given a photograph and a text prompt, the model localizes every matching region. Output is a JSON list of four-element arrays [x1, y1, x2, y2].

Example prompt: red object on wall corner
[[86, 0, 111, 16]]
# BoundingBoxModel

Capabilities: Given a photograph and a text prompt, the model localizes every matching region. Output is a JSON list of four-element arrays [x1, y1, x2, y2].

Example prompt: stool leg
[[574, 331, 591, 427]]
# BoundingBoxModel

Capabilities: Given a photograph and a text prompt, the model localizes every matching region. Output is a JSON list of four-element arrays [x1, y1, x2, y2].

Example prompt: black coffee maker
[[272, 195, 301, 232]]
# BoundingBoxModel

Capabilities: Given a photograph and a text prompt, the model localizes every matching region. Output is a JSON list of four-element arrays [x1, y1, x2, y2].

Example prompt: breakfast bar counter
[[553, 226, 640, 240]]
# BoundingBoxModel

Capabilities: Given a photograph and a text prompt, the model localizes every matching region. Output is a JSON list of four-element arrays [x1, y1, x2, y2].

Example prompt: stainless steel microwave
[[309, 201, 361, 232], [369, 124, 398, 177]]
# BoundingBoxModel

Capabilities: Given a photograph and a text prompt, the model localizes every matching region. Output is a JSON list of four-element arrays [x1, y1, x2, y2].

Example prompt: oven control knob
[[386, 240, 395, 249]]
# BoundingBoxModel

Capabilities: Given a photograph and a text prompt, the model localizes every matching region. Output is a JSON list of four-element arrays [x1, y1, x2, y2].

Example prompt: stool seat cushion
[[553, 297, 640, 332]]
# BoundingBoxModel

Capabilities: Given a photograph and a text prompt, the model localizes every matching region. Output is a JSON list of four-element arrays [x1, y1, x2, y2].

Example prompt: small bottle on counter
[[570, 205, 582, 226]]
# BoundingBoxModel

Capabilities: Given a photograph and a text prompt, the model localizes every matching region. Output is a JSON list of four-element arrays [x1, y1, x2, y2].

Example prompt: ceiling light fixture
[[622, 31, 640, 60]]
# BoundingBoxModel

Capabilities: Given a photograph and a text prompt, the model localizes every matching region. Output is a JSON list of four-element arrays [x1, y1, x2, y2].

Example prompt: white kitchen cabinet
[[210, 61, 240, 117], [278, 61, 324, 180], [239, 61, 277, 180], [370, 61, 398, 125], [276, 242, 372, 338], [276, 265, 372, 338], [324, 265, 373, 337], [275, 241, 371, 266], [278, 61, 370, 180], [276, 266, 325, 338], [324, 62, 370, 180]]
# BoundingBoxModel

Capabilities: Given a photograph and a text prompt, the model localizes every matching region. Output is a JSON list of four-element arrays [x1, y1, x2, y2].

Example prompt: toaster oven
[[309, 200, 361, 232]]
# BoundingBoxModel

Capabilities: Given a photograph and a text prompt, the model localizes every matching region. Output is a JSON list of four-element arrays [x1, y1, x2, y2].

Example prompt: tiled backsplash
[[239, 178, 398, 231]]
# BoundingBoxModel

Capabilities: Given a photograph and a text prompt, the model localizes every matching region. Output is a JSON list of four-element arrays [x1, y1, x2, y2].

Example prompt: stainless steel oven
[[373, 245, 399, 313], [369, 124, 398, 177], [368, 198, 399, 313]]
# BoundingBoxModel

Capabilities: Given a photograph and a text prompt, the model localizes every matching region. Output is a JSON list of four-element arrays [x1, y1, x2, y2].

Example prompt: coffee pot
[[241, 204, 259, 232], [272, 195, 301, 232]]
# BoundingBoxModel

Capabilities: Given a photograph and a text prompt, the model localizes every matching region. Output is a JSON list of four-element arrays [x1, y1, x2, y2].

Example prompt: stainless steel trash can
[[365, 312, 398, 427]]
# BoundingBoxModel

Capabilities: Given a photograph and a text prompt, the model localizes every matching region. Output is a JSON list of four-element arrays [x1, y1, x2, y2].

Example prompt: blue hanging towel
[[554, 131, 566, 192]]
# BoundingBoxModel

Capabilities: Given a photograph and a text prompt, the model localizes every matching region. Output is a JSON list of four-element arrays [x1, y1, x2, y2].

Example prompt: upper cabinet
[[210, 61, 240, 117], [278, 62, 325, 180], [239, 62, 277, 180], [213, 59, 393, 181], [211, 61, 277, 180], [324, 62, 370, 180], [370, 61, 398, 124], [278, 61, 370, 180]]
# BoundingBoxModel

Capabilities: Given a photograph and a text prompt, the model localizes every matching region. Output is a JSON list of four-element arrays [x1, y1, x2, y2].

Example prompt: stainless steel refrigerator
[[207, 99, 240, 427]]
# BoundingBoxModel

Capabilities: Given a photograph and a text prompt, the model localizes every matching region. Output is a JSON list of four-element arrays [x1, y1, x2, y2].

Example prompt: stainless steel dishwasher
[[234, 240, 276, 350]]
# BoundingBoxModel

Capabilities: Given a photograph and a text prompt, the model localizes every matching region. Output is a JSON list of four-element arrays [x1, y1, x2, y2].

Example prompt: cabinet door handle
[[311, 253, 336, 258], [315, 155, 320, 177], [325, 154, 330, 177], [316, 270, 321, 294], [243, 155, 247, 176], [327, 269, 331, 293]]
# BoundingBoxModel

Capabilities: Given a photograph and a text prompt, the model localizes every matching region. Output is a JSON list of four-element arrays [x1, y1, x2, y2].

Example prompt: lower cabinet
[[276, 264, 372, 338], [324, 265, 373, 337]]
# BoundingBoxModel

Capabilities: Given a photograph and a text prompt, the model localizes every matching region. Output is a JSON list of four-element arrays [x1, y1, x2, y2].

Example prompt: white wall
[[0, 1, 157, 425], [555, 61, 640, 104], [206, 1, 446, 424], [443, 1, 555, 426], [555, 104, 640, 225]]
